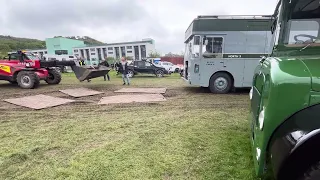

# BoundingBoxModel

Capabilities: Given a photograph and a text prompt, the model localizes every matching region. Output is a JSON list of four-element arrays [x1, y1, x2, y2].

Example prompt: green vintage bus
[[250, 0, 320, 179]]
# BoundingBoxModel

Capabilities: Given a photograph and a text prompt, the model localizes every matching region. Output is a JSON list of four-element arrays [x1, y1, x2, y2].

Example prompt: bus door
[[243, 21, 269, 87], [189, 35, 201, 83]]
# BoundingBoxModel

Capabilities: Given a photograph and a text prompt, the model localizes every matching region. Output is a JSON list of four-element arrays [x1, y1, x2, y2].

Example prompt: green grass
[[0, 71, 259, 180]]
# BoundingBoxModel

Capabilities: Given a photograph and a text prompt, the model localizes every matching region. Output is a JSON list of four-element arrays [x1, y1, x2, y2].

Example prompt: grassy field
[[0, 71, 258, 180]]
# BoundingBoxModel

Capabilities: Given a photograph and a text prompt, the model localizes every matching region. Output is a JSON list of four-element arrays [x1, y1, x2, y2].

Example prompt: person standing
[[79, 56, 86, 66], [99, 60, 110, 81], [119, 57, 130, 85], [78, 57, 91, 82], [115, 61, 121, 75]]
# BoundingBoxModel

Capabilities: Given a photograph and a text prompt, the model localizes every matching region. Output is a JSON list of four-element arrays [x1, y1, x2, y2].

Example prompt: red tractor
[[0, 51, 110, 89]]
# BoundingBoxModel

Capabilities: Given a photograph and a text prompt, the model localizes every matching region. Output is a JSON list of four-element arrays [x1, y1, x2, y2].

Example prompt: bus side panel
[[243, 30, 271, 87], [199, 31, 247, 87], [221, 59, 246, 88], [223, 31, 247, 88], [199, 58, 224, 87], [243, 59, 261, 87]]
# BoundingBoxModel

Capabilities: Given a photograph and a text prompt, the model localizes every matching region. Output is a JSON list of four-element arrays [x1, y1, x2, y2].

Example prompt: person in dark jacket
[[78, 56, 91, 82], [118, 57, 130, 85], [99, 60, 110, 81], [115, 61, 121, 75]]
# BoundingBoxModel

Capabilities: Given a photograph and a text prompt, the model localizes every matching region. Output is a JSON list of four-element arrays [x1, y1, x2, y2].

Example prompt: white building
[[72, 38, 156, 64]]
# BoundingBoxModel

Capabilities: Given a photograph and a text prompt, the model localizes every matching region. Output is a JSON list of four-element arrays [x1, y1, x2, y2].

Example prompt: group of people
[[78, 56, 131, 85]]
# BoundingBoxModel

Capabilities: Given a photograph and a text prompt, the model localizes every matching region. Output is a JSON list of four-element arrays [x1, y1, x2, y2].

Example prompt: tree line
[[0, 35, 45, 57]]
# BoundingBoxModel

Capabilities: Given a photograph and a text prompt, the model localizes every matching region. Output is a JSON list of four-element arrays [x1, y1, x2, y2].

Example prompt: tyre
[[127, 70, 134, 78], [180, 70, 184, 77], [299, 162, 320, 180], [175, 68, 179, 73], [209, 72, 233, 94], [45, 69, 62, 85], [17, 71, 40, 89], [156, 70, 164, 78]]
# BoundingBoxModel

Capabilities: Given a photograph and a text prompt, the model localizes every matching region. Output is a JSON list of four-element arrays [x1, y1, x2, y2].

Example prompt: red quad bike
[[0, 51, 110, 89]]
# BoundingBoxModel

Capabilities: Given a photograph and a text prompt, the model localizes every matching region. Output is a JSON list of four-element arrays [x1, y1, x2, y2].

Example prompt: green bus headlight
[[258, 108, 265, 130], [249, 87, 253, 100]]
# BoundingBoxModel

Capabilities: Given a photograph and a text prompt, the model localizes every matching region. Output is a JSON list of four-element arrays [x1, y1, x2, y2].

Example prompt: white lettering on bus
[[227, 55, 242, 58]]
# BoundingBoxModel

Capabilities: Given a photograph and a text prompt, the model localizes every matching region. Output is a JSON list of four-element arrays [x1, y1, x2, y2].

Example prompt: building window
[[55, 50, 68, 55], [90, 48, 95, 52], [126, 46, 132, 49], [108, 47, 113, 50], [140, 45, 146, 59], [97, 48, 103, 60], [108, 52, 113, 54], [91, 53, 95, 55], [127, 51, 133, 53], [80, 49, 85, 58], [102, 48, 107, 59], [74, 49, 78, 53], [115, 47, 120, 59], [121, 46, 125, 57], [85, 49, 90, 59], [134, 46, 139, 60]]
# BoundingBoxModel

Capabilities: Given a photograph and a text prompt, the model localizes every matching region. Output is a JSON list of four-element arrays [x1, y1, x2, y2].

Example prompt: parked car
[[126, 60, 170, 78], [157, 61, 181, 73]]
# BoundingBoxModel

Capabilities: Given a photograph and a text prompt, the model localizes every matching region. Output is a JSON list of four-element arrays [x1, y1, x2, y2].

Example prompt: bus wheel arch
[[270, 131, 320, 180], [266, 103, 320, 179], [209, 71, 234, 94]]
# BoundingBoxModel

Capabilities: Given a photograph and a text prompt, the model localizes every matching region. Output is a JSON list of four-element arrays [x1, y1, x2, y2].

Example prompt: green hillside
[[0, 35, 46, 57], [54, 36, 104, 45]]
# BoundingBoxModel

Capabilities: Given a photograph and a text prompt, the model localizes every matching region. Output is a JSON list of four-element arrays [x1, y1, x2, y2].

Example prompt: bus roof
[[185, 15, 274, 42]]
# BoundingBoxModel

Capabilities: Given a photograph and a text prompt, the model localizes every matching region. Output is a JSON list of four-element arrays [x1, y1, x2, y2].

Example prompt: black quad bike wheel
[[17, 71, 40, 89], [45, 69, 62, 85], [209, 72, 232, 94], [156, 70, 164, 78]]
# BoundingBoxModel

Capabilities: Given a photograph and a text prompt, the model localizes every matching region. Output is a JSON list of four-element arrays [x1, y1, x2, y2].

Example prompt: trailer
[[182, 15, 274, 93]]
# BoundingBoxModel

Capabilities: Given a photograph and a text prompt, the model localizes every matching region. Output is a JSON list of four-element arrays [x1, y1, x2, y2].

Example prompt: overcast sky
[[0, 0, 278, 54]]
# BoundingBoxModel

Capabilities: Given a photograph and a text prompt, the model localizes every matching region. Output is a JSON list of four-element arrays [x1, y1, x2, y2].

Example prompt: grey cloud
[[0, 0, 279, 54], [5, 0, 148, 28]]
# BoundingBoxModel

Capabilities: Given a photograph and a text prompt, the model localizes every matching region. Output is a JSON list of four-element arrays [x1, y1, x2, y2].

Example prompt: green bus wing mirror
[[259, 56, 267, 64]]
